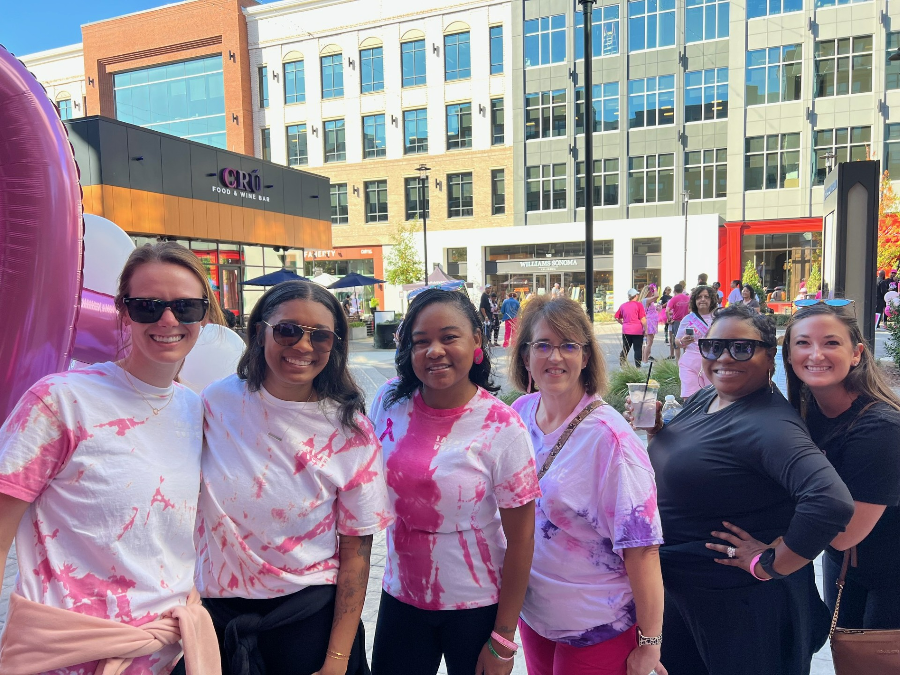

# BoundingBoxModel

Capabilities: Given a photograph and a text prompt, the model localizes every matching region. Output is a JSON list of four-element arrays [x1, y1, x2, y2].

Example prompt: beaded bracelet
[[487, 638, 515, 662]]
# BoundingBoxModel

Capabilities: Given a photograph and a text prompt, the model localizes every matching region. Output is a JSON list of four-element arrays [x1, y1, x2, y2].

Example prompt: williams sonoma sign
[[212, 168, 271, 202]]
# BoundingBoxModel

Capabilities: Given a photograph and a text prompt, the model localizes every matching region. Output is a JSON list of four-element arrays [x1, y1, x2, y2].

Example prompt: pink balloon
[[72, 290, 121, 364], [0, 44, 83, 420]]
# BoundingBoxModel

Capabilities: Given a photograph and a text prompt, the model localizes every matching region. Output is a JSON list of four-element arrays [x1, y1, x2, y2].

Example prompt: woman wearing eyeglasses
[[0, 242, 224, 674], [674, 285, 717, 400], [626, 304, 854, 675], [195, 281, 392, 675], [509, 296, 665, 675]]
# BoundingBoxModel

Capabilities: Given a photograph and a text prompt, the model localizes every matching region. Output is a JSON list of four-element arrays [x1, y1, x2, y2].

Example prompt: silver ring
[[727, 546, 737, 558]]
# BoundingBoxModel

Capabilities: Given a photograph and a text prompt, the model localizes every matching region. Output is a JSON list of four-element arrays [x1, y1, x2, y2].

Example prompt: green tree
[[806, 262, 821, 295], [742, 260, 764, 300], [384, 218, 424, 285]]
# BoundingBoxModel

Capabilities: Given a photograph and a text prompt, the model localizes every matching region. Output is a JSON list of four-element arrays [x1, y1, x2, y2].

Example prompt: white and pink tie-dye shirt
[[0, 361, 203, 675], [195, 375, 393, 599], [512, 392, 664, 646], [369, 383, 541, 611]]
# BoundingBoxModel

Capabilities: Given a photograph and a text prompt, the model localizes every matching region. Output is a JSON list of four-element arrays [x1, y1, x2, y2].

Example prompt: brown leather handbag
[[830, 547, 900, 674]]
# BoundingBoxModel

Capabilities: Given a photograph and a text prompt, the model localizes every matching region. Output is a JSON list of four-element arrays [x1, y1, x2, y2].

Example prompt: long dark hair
[[783, 303, 900, 419], [237, 281, 365, 435], [384, 289, 499, 408]]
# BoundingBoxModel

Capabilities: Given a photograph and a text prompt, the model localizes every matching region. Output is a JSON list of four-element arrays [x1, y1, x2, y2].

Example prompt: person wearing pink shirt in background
[[0, 242, 225, 674], [369, 288, 540, 675], [675, 285, 718, 400], [666, 285, 690, 361], [615, 289, 647, 368]]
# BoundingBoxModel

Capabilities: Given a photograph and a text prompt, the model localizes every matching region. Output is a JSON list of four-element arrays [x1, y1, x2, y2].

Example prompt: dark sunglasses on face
[[262, 321, 340, 352], [123, 297, 209, 324], [698, 338, 773, 361]]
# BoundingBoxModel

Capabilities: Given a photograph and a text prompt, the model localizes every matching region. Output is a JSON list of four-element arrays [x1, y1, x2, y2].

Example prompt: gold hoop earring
[[769, 369, 774, 393]]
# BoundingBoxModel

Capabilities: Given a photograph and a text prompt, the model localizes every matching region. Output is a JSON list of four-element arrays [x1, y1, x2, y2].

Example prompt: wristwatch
[[637, 627, 663, 647], [758, 548, 788, 580]]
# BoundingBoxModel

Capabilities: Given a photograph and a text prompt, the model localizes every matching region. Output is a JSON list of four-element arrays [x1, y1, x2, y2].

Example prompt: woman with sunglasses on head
[[195, 281, 392, 675], [368, 288, 540, 675], [674, 285, 717, 399], [0, 242, 224, 674], [625, 304, 854, 675], [509, 296, 665, 675]]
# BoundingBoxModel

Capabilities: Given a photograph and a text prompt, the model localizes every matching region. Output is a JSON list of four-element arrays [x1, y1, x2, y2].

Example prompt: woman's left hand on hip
[[706, 521, 780, 576]]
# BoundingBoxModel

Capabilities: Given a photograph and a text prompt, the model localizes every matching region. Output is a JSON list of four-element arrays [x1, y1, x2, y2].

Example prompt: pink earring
[[473, 347, 484, 365]]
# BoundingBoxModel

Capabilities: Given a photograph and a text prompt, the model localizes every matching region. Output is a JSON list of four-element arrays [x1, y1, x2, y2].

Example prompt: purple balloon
[[0, 44, 83, 421], [72, 290, 121, 364]]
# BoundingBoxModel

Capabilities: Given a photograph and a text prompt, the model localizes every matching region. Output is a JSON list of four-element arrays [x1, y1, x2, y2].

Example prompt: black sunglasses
[[262, 321, 340, 352], [698, 338, 773, 362], [123, 297, 209, 324]]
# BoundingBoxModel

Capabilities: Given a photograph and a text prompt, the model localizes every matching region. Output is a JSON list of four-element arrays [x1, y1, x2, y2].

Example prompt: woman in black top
[[782, 303, 900, 628], [626, 304, 854, 675]]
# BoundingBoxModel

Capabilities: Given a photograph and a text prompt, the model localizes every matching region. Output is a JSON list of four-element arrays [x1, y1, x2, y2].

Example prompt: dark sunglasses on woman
[[262, 321, 340, 352], [698, 338, 773, 362], [123, 297, 209, 324]]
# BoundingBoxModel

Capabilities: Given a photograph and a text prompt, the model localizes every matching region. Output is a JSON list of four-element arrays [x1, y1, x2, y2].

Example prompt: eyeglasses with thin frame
[[123, 297, 209, 324], [527, 341, 586, 358], [698, 338, 773, 362], [262, 321, 341, 352]]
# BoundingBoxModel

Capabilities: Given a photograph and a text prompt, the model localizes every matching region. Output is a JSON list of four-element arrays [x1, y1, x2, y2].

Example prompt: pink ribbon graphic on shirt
[[380, 418, 394, 442]]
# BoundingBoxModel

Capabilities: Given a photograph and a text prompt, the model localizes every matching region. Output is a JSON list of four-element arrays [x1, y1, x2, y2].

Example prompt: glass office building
[[113, 55, 227, 148]]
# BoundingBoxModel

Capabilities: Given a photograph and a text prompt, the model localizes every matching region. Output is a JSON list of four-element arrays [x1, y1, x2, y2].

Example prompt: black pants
[[620, 333, 644, 367], [823, 552, 900, 629], [371, 591, 497, 675]]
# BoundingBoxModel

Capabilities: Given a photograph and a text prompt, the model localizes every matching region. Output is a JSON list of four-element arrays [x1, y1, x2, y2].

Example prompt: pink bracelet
[[749, 553, 770, 581], [490, 631, 519, 653]]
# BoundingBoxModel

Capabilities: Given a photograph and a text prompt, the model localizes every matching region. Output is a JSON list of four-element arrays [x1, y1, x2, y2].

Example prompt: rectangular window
[[287, 124, 308, 166], [628, 0, 676, 52], [744, 133, 801, 190], [324, 119, 346, 163], [575, 82, 620, 133], [525, 90, 567, 140], [745, 45, 802, 105], [815, 36, 873, 98], [330, 183, 348, 224], [575, 6, 621, 58], [627, 154, 675, 203], [490, 26, 504, 74], [526, 164, 567, 211], [812, 127, 871, 185], [816, 0, 870, 8], [403, 109, 428, 154], [684, 149, 727, 199], [363, 114, 386, 159], [284, 61, 305, 104], [888, 34, 900, 90], [628, 76, 675, 128], [886, 124, 900, 178], [576, 158, 620, 207], [447, 103, 473, 150], [361, 47, 384, 93], [261, 128, 271, 161], [685, 0, 729, 43], [492, 169, 506, 215], [405, 177, 430, 220], [491, 98, 505, 145], [747, 0, 801, 19], [321, 54, 344, 99], [447, 173, 474, 218], [365, 180, 388, 222], [402, 40, 426, 87], [524, 15, 566, 67], [58, 99, 73, 120], [445, 32, 471, 81], [685, 68, 728, 122], [258, 66, 269, 107]]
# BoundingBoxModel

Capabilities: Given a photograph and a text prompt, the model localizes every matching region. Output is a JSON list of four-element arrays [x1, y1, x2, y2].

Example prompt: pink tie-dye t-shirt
[[195, 375, 393, 599], [369, 383, 541, 611], [512, 392, 664, 646], [0, 361, 203, 675]]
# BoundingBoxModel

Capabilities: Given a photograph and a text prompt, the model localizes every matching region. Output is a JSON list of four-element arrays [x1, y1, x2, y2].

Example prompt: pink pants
[[503, 318, 518, 347], [518, 619, 637, 675]]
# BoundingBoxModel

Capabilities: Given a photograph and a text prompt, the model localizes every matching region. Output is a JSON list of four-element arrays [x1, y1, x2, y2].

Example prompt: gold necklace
[[259, 388, 315, 442], [118, 362, 175, 416]]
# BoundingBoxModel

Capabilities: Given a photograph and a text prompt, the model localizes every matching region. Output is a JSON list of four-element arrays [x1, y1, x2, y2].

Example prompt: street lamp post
[[580, 0, 596, 322], [417, 163, 430, 283], [682, 191, 689, 282]]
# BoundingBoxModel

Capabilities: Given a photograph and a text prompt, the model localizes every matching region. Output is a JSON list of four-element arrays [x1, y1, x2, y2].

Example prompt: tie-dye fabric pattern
[[369, 383, 540, 611], [513, 392, 663, 646], [195, 375, 393, 599], [0, 361, 203, 675]]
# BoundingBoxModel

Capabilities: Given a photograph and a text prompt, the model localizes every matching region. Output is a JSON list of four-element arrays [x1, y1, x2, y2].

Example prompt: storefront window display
[[741, 231, 818, 300]]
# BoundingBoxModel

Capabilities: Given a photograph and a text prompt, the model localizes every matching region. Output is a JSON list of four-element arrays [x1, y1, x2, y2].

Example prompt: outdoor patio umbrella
[[242, 268, 309, 286], [407, 280, 465, 299], [327, 273, 385, 289], [311, 272, 340, 287]]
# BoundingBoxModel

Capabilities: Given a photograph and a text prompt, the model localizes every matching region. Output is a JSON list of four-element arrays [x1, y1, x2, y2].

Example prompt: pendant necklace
[[260, 388, 315, 442], [118, 361, 175, 416]]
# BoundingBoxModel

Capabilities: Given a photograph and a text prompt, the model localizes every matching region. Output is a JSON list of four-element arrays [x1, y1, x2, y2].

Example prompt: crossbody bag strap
[[537, 399, 604, 480], [828, 547, 857, 640]]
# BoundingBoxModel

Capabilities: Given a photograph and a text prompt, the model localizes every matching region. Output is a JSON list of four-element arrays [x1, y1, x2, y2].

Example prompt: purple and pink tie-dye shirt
[[0, 361, 203, 675], [369, 383, 541, 611], [512, 392, 664, 646], [195, 375, 393, 599]]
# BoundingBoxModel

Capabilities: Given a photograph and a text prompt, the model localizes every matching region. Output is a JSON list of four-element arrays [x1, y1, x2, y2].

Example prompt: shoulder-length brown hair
[[508, 295, 606, 396], [689, 284, 719, 316]]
